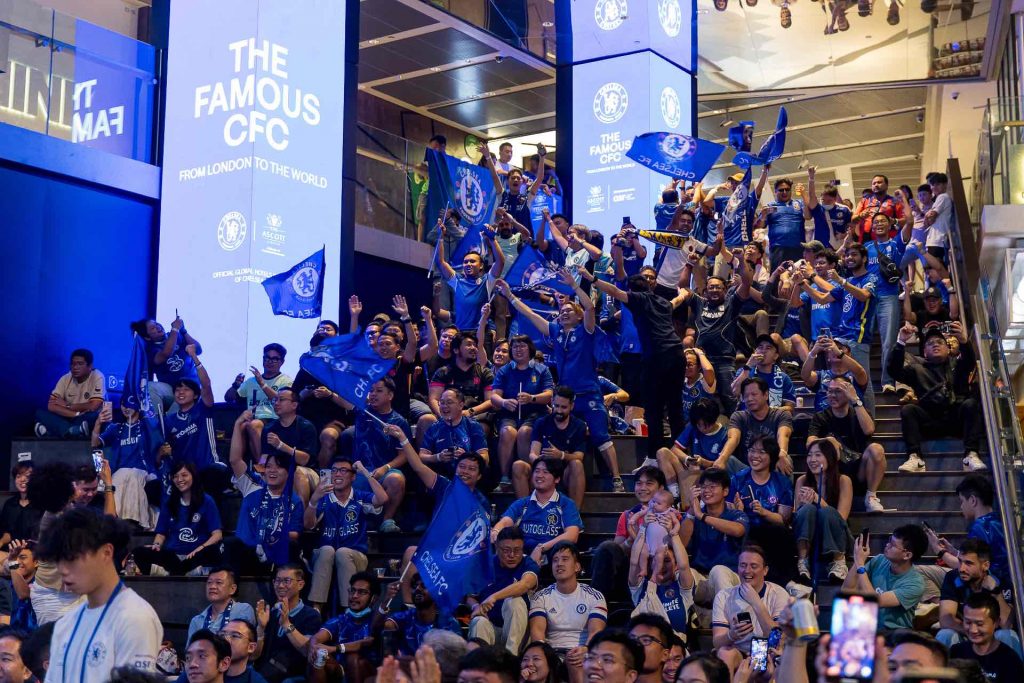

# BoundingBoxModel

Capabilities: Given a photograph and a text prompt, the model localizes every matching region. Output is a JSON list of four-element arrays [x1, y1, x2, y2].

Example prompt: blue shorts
[[354, 470, 402, 493], [574, 391, 611, 449]]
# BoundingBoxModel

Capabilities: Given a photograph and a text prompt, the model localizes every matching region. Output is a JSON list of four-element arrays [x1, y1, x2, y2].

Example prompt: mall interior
[[4, 0, 1024, 680]]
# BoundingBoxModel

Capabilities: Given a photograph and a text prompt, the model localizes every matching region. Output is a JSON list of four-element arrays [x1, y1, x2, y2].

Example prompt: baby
[[630, 489, 676, 578]]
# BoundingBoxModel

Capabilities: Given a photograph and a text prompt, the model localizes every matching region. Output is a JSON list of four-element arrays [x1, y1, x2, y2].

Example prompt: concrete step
[[846, 510, 964, 534]]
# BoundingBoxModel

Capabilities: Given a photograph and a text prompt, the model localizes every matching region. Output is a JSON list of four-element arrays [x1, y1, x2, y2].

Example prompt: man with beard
[[851, 173, 906, 241], [298, 572, 380, 683], [253, 565, 321, 683], [374, 575, 462, 656], [511, 387, 586, 503]]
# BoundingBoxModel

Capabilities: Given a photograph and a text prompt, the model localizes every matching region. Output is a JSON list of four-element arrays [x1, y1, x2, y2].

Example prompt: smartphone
[[91, 449, 104, 474], [749, 637, 769, 672], [819, 327, 833, 339], [921, 520, 934, 534], [622, 216, 631, 227], [737, 611, 752, 625], [102, 400, 113, 415], [319, 468, 332, 482], [826, 592, 879, 682]]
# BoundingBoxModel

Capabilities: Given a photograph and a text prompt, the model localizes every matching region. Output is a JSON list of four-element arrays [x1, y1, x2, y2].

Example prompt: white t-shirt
[[926, 193, 952, 249], [711, 581, 789, 653], [237, 373, 293, 420], [529, 582, 607, 650], [46, 587, 163, 683], [656, 238, 707, 289]]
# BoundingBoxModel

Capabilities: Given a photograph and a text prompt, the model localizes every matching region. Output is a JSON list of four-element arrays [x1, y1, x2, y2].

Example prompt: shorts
[[354, 469, 403, 493], [574, 391, 611, 449], [407, 399, 433, 423], [497, 413, 540, 431]]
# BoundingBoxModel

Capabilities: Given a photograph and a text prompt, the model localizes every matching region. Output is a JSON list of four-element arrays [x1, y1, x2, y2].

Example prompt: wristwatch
[[284, 624, 296, 634], [852, 399, 864, 408], [856, 566, 867, 575]]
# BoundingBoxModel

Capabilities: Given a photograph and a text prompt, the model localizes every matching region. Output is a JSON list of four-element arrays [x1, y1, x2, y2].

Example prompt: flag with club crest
[[299, 333, 396, 411], [426, 148, 498, 267], [626, 132, 725, 182], [733, 107, 788, 169], [261, 247, 325, 319]]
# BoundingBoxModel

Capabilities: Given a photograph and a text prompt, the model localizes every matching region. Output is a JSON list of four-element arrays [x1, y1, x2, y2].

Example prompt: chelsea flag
[[262, 247, 325, 319], [626, 132, 725, 182], [412, 479, 494, 614], [299, 333, 395, 411]]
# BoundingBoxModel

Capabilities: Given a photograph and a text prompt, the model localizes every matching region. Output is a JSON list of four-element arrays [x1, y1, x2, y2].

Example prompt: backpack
[[876, 249, 902, 284]]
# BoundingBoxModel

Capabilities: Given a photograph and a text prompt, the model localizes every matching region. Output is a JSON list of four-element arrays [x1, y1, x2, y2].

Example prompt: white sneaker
[[865, 493, 884, 513], [632, 457, 659, 474], [963, 451, 988, 471], [898, 453, 927, 472], [882, 384, 897, 394], [787, 581, 813, 599], [149, 564, 170, 577], [33, 423, 47, 437], [828, 560, 849, 582], [797, 557, 811, 581]]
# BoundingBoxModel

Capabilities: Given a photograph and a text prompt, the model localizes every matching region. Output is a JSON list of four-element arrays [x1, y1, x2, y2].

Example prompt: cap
[[173, 378, 201, 394], [753, 333, 778, 350], [922, 286, 942, 299], [801, 240, 826, 252], [921, 327, 949, 345], [729, 172, 745, 182]]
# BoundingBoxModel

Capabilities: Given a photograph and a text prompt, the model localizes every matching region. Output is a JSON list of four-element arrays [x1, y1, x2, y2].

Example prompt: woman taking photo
[[792, 438, 853, 584], [92, 400, 162, 530], [132, 461, 223, 575], [0, 462, 41, 551]]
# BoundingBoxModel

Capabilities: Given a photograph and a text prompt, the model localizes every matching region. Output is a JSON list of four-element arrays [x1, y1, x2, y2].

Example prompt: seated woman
[[793, 438, 853, 585], [730, 435, 797, 586], [0, 462, 42, 554], [91, 400, 162, 530], [132, 461, 223, 576]]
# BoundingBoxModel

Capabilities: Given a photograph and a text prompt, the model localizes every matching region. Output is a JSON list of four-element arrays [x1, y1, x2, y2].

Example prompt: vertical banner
[[158, 0, 346, 392], [568, 0, 695, 71]]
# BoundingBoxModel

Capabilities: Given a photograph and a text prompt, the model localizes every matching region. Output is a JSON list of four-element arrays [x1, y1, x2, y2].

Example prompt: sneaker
[[33, 423, 47, 437], [379, 519, 401, 533], [149, 564, 170, 577], [497, 477, 513, 493], [887, 0, 900, 23], [632, 457, 658, 475], [858, 0, 872, 15], [185, 565, 211, 577], [828, 560, 849, 582], [797, 557, 811, 582], [787, 581, 813, 599], [612, 477, 626, 493], [898, 453, 927, 473], [882, 384, 897, 394], [865, 493, 885, 513], [963, 451, 988, 471], [780, 4, 792, 27]]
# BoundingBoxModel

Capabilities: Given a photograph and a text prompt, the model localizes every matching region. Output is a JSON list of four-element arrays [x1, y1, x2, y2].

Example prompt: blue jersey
[[236, 487, 303, 550], [810, 203, 852, 244], [388, 609, 463, 656], [164, 401, 217, 471], [315, 489, 381, 553], [865, 235, 906, 298], [547, 321, 601, 394], [736, 365, 795, 409], [492, 361, 553, 418], [421, 418, 487, 475], [715, 194, 758, 247], [765, 199, 805, 249], [620, 243, 644, 278], [501, 492, 584, 553], [834, 271, 878, 343], [654, 203, 677, 231], [156, 494, 222, 554], [147, 335, 199, 385], [969, 512, 1009, 587], [634, 577, 694, 636], [322, 612, 373, 655], [531, 414, 588, 455], [811, 369, 862, 412], [688, 507, 750, 571], [781, 305, 803, 338], [446, 273, 494, 330], [729, 469, 794, 527], [353, 410, 412, 470], [681, 377, 715, 425], [674, 424, 728, 459], [481, 555, 540, 625], [98, 418, 159, 474], [801, 281, 843, 340], [616, 302, 642, 354]]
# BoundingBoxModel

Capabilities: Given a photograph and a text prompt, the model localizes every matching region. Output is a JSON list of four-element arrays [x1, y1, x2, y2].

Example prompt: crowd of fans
[[12, 146, 1018, 683]]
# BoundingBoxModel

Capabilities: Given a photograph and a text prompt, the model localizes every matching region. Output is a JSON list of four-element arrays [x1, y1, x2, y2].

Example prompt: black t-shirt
[[292, 368, 352, 431], [257, 604, 323, 682], [939, 571, 1012, 618], [531, 414, 588, 455], [808, 409, 871, 453], [500, 190, 533, 230], [626, 291, 683, 356], [949, 641, 1024, 682], [260, 416, 318, 459], [430, 363, 494, 408], [690, 292, 743, 360], [0, 498, 42, 543], [387, 357, 416, 417]]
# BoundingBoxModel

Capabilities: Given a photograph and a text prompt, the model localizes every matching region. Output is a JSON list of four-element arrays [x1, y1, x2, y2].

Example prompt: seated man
[[627, 508, 695, 644], [468, 526, 539, 655], [35, 348, 105, 438], [373, 576, 462, 656], [224, 343, 292, 460], [225, 446, 303, 577], [711, 545, 789, 672], [889, 323, 985, 473], [729, 335, 795, 412], [931, 475, 1011, 593], [493, 458, 583, 566], [419, 388, 489, 475], [842, 524, 927, 631], [680, 468, 749, 609], [512, 386, 587, 505], [529, 542, 607, 664], [936, 538, 1020, 657], [0, 627, 34, 683], [807, 377, 887, 512], [253, 564, 322, 683], [657, 398, 732, 505], [296, 571, 380, 683], [218, 619, 267, 683], [801, 336, 869, 413], [187, 568, 256, 642], [429, 333, 495, 436], [256, 388, 318, 505], [949, 593, 1024, 680], [304, 457, 386, 614], [715, 378, 794, 475]]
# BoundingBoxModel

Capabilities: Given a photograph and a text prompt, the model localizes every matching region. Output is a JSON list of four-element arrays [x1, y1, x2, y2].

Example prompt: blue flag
[[261, 247, 325, 319], [626, 132, 725, 182], [299, 333, 396, 411], [721, 168, 753, 244], [504, 246, 575, 299], [122, 333, 153, 417], [733, 107, 788, 169], [728, 121, 755, 152], [529, 192, 563, 236], [425, 148, 497, 233], [508, 298, 557, 352], [411, 479, 493, 614]]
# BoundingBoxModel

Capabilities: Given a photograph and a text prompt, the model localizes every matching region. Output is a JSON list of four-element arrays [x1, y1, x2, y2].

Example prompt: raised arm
[[436, 223, 457, 280], [586, 271, 629, 303], [387, 424, 437, 490], [497, 280, 550, 335], [153, 316, 183, 364], [477, 142, 502, 192], [563, 268, 597, 333], [348, 295, 362, 335], [229, 411, 254, 480], [805, 166, 818, 214], [527, 151, 547, 198], [486, 230, 505, 278], [187, 344, 214, 407], [754, 164, 771, 198], [476, 302, 493, 366]]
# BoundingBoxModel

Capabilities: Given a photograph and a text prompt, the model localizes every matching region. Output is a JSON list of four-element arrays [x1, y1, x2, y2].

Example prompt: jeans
[[844, 341, 875, 417], [34, 409, 99, 437], [468, 597, 529, 654], [936, 628, 1024, 660], [900, 398, 983, 456], [309, 546, 367, 605], [793, 504, 852, 556], [711, 358, 737, 415], [875, 295, 900, 386]]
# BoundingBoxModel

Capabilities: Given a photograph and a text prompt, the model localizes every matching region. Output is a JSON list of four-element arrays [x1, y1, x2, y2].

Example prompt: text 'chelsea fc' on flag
[[626, 132, 725, 182], [411, 479, 494, 614], [261, 247, 325, 319], [299, 333, 396, 411]]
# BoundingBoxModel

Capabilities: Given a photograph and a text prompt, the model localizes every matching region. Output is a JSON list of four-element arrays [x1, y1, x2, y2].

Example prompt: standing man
[[428, 334, 494, 433], [39, 508, 163, 682], [826, 244, 878, 412], [804, 167, 852, 248], [926, 172, 952, 261], [851, 174, 906, 242], [863, 212, 909, 394], [436, 226, 505, 333], [755, 178, 806, 265]]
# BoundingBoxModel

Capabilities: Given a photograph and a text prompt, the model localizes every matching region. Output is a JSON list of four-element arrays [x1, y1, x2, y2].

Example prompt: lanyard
[[204, 600, 233, 631], [62, 580, 125, 683]]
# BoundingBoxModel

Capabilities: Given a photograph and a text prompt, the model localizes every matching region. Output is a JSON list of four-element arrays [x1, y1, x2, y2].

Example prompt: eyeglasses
[[219, 630, 249, 641], [273, 577, 297, 586], [263, 356, 283, 362], [498, 546, 524, 556], [631, 635, 665, 647], [332, 467, 356, 475]]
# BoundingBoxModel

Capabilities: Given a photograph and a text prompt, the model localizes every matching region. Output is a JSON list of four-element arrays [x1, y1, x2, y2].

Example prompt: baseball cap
[[173, 378, 201, 394], [753, 334, 778, 350], [801, 240, 826, 252], [729, 172, 745, 182], [921, 327, 949, 345], [922, 286, 942, 299]]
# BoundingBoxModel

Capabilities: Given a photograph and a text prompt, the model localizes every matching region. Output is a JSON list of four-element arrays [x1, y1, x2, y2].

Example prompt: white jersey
[[529, 582, 607, 651], [46, 586, 163, 683], [711, 581, 789, 653]]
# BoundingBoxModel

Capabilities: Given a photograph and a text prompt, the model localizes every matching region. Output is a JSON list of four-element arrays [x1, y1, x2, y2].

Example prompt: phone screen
[[750, 638, 768, 672], [827, 593, 879, 681]]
